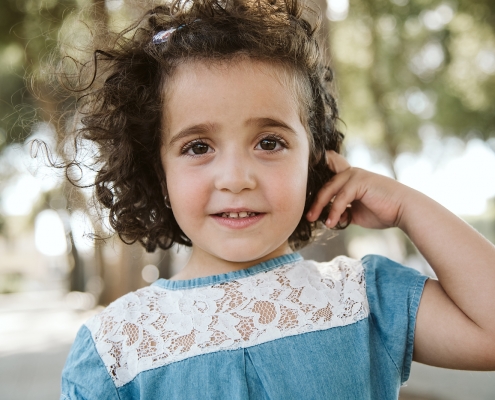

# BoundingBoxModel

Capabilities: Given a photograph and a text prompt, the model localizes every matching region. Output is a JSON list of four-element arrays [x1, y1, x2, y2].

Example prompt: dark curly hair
[[53, 0, 346, 252]]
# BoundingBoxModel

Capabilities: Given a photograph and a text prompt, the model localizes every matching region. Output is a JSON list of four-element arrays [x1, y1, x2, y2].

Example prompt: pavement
[[0, 290, 99, 400], [0, 345, 71, 400], [400, 363, 495, 400], [1, 291, 495, 400]]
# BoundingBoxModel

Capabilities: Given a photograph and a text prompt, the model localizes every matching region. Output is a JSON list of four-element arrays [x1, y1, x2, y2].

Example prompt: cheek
[[165, 164, 210, 217], [269, 159, 308, 214]]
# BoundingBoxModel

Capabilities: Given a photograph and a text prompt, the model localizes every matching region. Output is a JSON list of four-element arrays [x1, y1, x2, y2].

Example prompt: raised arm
[[306, 151, 495, 370]]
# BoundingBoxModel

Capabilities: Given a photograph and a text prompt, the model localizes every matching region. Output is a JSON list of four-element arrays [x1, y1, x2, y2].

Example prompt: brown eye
[[259, 139, 277, 151], [191, 143, 209, 154]]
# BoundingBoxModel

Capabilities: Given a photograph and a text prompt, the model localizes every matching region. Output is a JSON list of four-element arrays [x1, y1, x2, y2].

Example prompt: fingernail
[[306, 211, 312, 219], [325, 218, 332, 227]]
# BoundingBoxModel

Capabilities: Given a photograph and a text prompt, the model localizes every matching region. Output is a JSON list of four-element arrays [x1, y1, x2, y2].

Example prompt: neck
[[169, 242, 293, 281]]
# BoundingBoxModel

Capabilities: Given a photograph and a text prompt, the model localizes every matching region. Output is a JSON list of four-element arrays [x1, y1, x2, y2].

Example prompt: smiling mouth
[[216, 212, 261, 219]]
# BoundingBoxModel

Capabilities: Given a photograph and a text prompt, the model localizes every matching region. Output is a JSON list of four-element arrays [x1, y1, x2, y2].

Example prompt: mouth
[[215, 211, 261, 219], [210, 209, 265, 228]]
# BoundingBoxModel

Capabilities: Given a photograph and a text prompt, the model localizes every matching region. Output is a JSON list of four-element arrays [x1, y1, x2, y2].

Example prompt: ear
[[160, 180, 168, 198], [153, 159, 168, 197]]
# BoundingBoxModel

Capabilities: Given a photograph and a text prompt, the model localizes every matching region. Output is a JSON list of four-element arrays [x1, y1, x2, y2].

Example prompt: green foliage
[[331, 0, 495, 162], [0, 0, 81, 152]]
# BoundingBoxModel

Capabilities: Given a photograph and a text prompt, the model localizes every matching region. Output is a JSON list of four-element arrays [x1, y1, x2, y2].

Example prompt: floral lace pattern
[[85, 256, 369, 387]]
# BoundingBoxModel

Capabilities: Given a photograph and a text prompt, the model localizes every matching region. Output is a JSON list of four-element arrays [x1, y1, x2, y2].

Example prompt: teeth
[[220, 212, 257, 218]]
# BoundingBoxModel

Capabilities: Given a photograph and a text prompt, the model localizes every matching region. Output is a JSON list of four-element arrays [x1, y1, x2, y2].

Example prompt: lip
[[213, 207, 260, 214], [210, 212, 265, 229]]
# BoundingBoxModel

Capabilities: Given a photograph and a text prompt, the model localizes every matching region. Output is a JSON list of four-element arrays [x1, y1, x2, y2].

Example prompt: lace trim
[[85, 256, 369, 387]]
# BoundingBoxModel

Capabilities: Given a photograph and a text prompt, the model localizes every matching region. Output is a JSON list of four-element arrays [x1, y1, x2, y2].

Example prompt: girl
[[58, 0, 495, 398]]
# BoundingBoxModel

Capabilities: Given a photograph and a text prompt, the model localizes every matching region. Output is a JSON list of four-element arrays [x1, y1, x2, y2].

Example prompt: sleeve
[[362, 254, 428, 384], [60, 325, 120, 400]]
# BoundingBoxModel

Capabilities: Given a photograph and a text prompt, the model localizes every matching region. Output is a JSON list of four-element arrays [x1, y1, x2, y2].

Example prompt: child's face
[[161, 59, 310, 268]]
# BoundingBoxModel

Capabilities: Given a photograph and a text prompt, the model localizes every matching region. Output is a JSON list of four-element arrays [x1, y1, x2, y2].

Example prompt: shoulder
[[297, 255, 365, 282], [279, 255, 367, 299], [303, 253, 427, 298], [84, 284, 167, 346], [83, 285, 170, 386], [62, 287, 164, 396], [350, 254, 428, 316], [86, 285, 164, 323], [293, 256, 369, 321], [360, 254, 428, 298]]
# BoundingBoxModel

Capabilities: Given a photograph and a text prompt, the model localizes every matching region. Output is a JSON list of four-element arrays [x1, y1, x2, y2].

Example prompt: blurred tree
[[0, 0, 113, 300], [0, 1, 29, 151], [329, 0, 495, 175], [0, 0, 85, 152], [0, 0, 174, 304]]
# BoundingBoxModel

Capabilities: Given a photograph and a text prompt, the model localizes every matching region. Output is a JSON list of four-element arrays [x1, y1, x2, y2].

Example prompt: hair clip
[[152, 27, 179, 44], [152, 20, 200, 45]]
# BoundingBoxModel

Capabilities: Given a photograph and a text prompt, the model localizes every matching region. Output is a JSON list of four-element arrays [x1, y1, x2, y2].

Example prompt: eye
[[181, 140, 212, 156], [259, 139, 277, 151], [255, 135, 288, 152], [190, 142, 209, 154]]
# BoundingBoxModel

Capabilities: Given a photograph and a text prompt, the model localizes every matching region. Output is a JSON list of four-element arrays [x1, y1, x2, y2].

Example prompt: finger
[[337, 208, 352, 228], [326, 150, 351, 174], [306, 169, 353, 221], [326, 183, 359, 228]]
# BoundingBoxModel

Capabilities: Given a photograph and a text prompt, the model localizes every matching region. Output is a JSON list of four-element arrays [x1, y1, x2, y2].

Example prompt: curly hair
[[55, 0, 346, 252]]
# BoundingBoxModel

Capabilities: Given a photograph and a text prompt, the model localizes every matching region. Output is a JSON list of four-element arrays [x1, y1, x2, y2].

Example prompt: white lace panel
[[85, 256, 369, 387]]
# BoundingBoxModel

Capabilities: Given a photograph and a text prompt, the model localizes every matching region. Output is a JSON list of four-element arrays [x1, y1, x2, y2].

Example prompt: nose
[[214, 150, 257, 193]]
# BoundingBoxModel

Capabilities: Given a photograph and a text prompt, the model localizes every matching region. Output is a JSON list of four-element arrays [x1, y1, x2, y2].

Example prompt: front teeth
[[221, 212, 257, 218]]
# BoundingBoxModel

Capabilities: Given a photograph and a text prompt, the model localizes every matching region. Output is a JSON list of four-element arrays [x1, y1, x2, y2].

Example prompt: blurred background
[[1, 0, 495, 399]]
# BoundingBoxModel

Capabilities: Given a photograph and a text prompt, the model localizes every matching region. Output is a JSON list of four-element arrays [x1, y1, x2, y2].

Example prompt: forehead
[[162, 58, 310, 136]]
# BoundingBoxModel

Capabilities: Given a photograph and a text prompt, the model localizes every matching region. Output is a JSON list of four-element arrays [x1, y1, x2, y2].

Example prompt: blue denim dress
[[60, 253, 427, 399]]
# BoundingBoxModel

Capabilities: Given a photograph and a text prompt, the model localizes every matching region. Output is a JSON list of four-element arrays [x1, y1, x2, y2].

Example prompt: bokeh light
[[34, 210, 67, 256], [142, 264, 160, 283]]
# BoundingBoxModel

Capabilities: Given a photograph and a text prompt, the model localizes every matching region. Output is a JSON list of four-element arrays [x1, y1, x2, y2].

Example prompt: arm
[[307, 151, 495, 370]]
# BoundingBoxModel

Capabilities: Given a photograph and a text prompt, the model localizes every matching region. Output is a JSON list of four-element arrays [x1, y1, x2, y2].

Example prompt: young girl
[[59, 0, 495, 398]]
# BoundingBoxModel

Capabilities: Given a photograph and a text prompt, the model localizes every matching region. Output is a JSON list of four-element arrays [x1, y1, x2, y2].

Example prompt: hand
[[306, 151, 413, 230]]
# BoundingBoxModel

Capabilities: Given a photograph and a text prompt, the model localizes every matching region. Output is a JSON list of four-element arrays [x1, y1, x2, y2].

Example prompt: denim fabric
[[362, 254, 427, 384], [60, 254, 427, 400], [61, 325, 119, 400]]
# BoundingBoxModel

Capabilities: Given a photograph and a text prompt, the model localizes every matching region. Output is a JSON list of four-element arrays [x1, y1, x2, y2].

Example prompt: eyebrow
[[167, 117, 297, 147], [168, 122, 218, 147], [245, 117, 297, 136]]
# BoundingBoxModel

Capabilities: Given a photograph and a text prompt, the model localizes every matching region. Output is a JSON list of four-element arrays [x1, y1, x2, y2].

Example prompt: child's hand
[[306, 150, 411, 230]]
